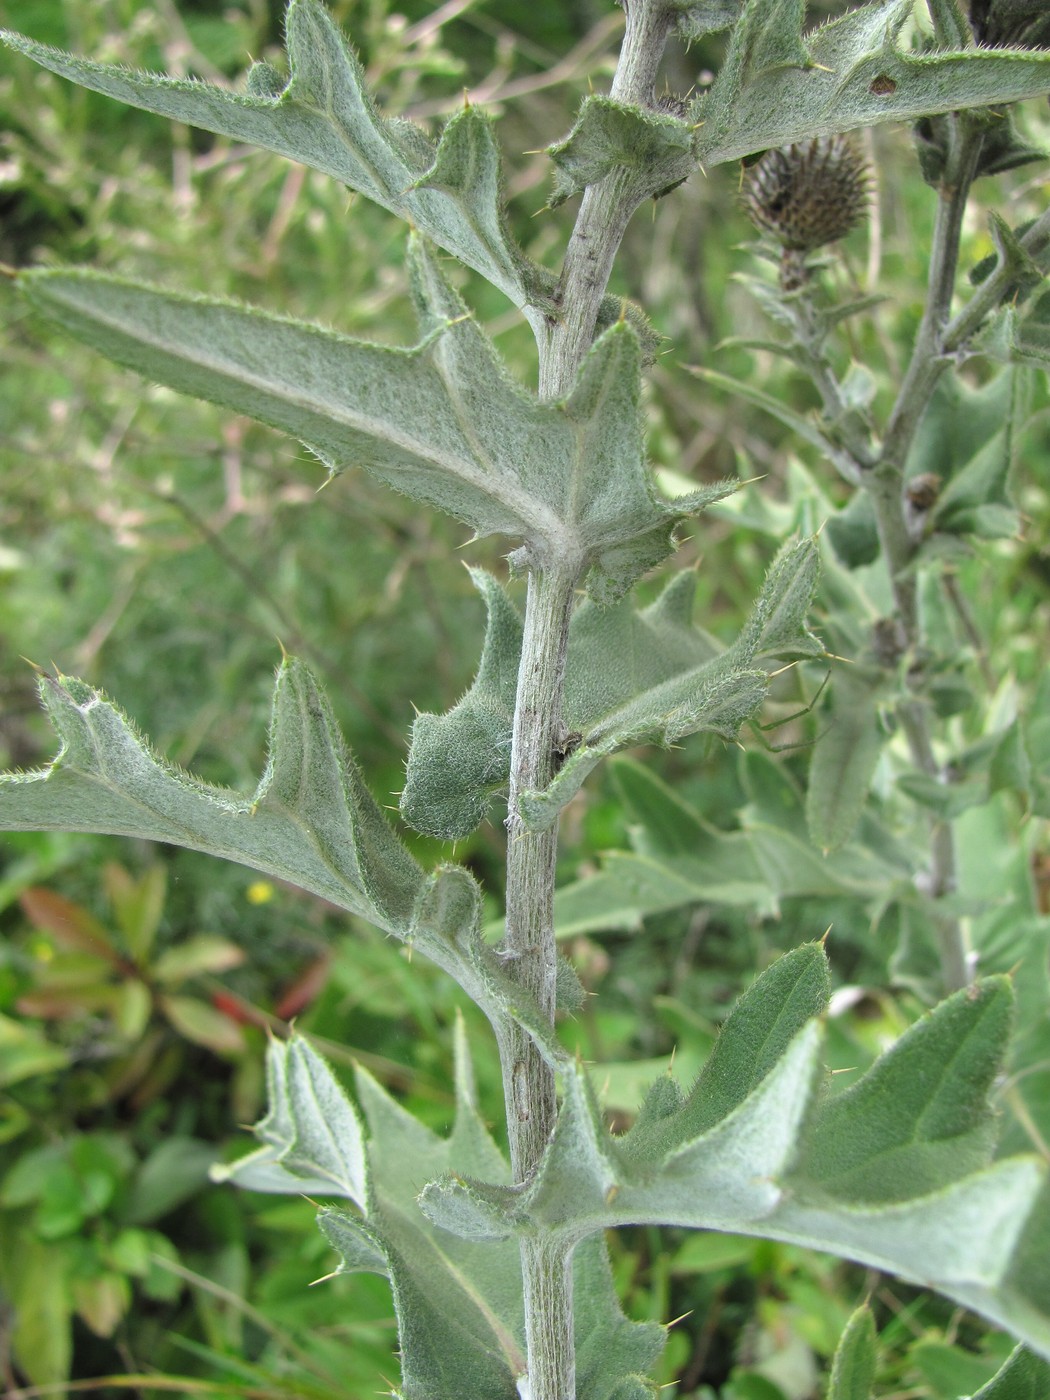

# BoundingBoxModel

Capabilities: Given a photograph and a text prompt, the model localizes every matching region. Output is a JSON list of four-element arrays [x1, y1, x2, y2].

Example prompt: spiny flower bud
[[742, 135, 870, 255], [970, 0, 1050, 49]]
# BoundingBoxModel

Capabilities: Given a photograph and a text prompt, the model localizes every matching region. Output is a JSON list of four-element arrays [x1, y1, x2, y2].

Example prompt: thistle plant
[[3, 2, 1050, 1398]]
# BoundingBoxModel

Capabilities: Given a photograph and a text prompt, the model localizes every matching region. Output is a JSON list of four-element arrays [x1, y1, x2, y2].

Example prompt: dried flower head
[[743, 135, 870, 254]]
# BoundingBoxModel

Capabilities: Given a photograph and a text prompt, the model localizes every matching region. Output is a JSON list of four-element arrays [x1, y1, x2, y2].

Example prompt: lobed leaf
[[792, 979, 1014, 1204], [546, 96, 696, 208], [694, 0, 1050, 167], [1, 1, 539, 316], [399, 569, 521, 840], [212, 1037, 368, 1204], [219, 1029, 662, 1400], [0, 659, 565, 1067], [0, 660, 421, 929], [906, 366, 1021, 542], [404, 541, 820, 841], [520, 662, 768, 834], [423, 948, 1050, 1359], [521, 537, 820, 832], [18, 239, 705, 603], [669, 0, 745, 41], [623, 942, 831, 1162]]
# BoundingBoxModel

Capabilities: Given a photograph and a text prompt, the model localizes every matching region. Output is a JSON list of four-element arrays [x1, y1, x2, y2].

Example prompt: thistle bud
[[742, 135, 870, 265], [970, 0, 1050, 49]]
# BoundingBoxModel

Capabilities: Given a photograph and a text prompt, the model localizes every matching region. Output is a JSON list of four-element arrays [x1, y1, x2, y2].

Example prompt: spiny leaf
[[984, 211, 1048, 297], [0, 660, 565, 1067], [1, 1, 538, 315], [520, 661, 767, 833], [302, 1042, 525, 1400], [917, 106, 1048, 185], [694, 0, 1050, 167], [572, 1236, 665, 1400], [791, 978, 1014, 1204], [17, 240, 705, 603], [738, 535, 824, 660], [400, 570, 521, 840], [404, 541, 820, 841], [424, 1018, 826, 1240], [546, 96, 696, 207], [669, 0, 745, 41], [425, 956, 1050, 1360], [623, 942, 831, 1161], [711, 0, 809, 102], [983, 295, 1050, 371], [926, 371, 1021, 541], [219, 1031, 660, 1400], [212, 1037, 367, 1205], [0, 659, 421, 930], [0, 3, 657, 349]]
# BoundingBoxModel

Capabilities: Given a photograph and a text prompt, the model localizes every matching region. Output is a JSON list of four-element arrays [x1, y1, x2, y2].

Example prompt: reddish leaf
[[19, 888, 121, 965], [275, 952, 332, 1020]]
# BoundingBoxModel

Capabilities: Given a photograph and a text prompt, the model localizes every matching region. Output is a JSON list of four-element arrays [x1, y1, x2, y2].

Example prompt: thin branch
[[867, 115, 988, 991], [405, 13, 624, 120]]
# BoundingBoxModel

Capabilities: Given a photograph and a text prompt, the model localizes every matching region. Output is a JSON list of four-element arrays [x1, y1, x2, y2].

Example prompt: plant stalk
[[499, 5, 675, 1394], [537, 0, 673, 398], [497, 556, 580, 1399], [868, 117, 986, 990], [499, 555, 582, 1185]]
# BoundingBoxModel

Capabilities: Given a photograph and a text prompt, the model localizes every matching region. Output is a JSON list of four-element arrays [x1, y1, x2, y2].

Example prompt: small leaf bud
[[904, 472, 942, 540], [905, 473, 942, 513]]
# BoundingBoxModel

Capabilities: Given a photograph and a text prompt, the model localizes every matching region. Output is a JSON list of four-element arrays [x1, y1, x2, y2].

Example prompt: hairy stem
[[519, 1236, 577, 1400], [539, 171, 639, 398], [879, 125, 984, 486], [788, 294, 875, 478], [500, 4, 674, 1394], [498, 555, 580, 1399], [869, 117, 986, 990], [500, 555, 582, 1185], [538, 0, 673, 398]]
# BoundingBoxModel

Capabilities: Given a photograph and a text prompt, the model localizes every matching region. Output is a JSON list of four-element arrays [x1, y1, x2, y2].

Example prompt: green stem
[[537, 0, 673, 398], [538, 169, 639, 399], [499, 556, 582, 1186], [518, 1236, 577, 1400], [788, 294, 875, 477], [896, 699, 968, 991], [879, 126, 984, 484], [943, 202, 1050, 350], [497, 558, 580, 1399], [500, 5, 675, 1394], [868, 117, 986, 990]]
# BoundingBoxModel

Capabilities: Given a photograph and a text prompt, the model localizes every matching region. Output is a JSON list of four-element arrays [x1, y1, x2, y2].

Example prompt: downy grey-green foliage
[[3, 2, 1050, 1397]]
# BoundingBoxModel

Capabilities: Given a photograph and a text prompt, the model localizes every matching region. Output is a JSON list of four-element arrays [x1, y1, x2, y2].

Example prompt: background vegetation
[[1, 1, 1048, 1396]]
